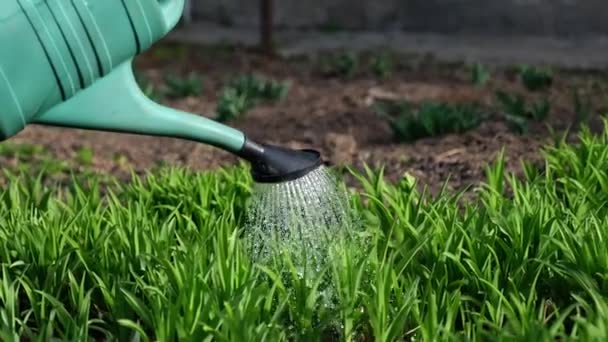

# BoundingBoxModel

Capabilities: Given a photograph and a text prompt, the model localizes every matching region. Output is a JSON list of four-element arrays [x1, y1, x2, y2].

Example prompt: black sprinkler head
[[237, 138, 323, 183]]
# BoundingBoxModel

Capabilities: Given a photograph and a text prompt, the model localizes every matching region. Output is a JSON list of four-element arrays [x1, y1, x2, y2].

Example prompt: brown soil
[[6, 43, 608, 194]]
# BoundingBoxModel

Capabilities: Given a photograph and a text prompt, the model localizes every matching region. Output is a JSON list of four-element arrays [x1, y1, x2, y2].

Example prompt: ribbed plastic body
[[0, 0, 168, 133], [0, 0, 246, 153]]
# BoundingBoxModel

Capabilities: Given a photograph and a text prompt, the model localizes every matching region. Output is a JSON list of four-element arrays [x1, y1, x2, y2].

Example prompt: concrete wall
[[189, 0, 608, 36]]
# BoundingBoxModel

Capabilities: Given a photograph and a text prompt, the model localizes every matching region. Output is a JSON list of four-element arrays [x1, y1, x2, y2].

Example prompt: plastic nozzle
[[237, 139, 323, 183]]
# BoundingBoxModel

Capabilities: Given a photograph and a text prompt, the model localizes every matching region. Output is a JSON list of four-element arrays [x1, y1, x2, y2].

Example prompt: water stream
[[243, 165, 355, 287]]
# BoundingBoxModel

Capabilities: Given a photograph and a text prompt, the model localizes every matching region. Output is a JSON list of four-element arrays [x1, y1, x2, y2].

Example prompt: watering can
[[0, 0, 321, 183]]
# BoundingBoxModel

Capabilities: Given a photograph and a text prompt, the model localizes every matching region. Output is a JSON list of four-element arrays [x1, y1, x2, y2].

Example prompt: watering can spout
[[34, 60, 246, 154]]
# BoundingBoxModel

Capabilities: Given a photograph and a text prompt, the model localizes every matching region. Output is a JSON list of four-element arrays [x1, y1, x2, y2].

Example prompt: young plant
[[375, 99, 485, 142], [75, 146, 94, 166], [229, 74, 289, 103], [0, 143, 45, 159], [573, 88, 594, 128], [531, 97, 551, 121], [471, 63, 491, 87], [215, 74, 289, 122], [163, 72, 203, 98], [323, 52, 359, 78], [215, 87, 253, 122], [495, 91, 551, 133], [370, 54, 394, 79], [518, 65, 553, 92]]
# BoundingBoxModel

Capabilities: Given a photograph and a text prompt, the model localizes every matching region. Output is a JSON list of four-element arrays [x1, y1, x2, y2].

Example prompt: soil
[[6, 42, 608, 194]]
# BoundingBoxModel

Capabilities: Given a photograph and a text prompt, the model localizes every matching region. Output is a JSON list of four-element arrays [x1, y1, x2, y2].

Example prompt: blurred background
[[183, 0, 608, 35], [5, 0, 608, 193], [172, 0, 608, 66]]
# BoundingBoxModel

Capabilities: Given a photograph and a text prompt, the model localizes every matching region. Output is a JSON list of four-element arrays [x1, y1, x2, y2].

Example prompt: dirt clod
[[325, 133, 358, 165]]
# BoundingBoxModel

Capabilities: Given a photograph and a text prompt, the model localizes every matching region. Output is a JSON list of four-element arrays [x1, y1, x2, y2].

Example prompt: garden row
[[138, 52, 598, 144], [1, 120, 608, 340]]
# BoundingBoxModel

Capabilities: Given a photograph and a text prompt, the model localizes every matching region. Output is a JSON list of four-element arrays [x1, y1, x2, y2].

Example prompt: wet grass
[[1, 122, 608, 340]]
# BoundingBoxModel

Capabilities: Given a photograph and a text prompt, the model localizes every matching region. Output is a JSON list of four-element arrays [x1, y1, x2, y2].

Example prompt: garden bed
[[5, 42, 608, 194]]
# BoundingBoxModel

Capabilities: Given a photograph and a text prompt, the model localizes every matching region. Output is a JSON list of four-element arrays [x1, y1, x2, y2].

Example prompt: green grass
[[3, 122, 608, 340], [0, 143, 69, 177], [0, 143, 46, 159]]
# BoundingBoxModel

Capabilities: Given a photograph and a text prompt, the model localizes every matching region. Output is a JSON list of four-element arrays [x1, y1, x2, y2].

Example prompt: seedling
[[113, 153, 131, 169], [532, 98, 551, 121], [323, 52, 359, 78], [215, 87, 253, 122], [370, 54, 394, 79], [75, 146, 94, 166], [573, 88, 594, 128], [229, 74, 289, 102], [0, 143, 68, 176], [0, 142, 45, 158], [518, 65, 553, 92], [163, 72, 203, 98], [495, 91, 551, 133], [375, 99, 485, 142], [471, 63, 491, 87], [215, 74, 289, 122]]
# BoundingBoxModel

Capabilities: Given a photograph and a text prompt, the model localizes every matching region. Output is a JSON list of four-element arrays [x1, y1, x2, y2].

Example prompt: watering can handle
[[158, 0, 186, 33]]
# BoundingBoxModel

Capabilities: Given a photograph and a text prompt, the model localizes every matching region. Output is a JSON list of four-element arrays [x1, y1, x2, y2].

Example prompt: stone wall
[[190, 0, 608, 36]]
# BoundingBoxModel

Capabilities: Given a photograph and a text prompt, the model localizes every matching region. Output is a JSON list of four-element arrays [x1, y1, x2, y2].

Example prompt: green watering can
[[0, 0, 322, 183]]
